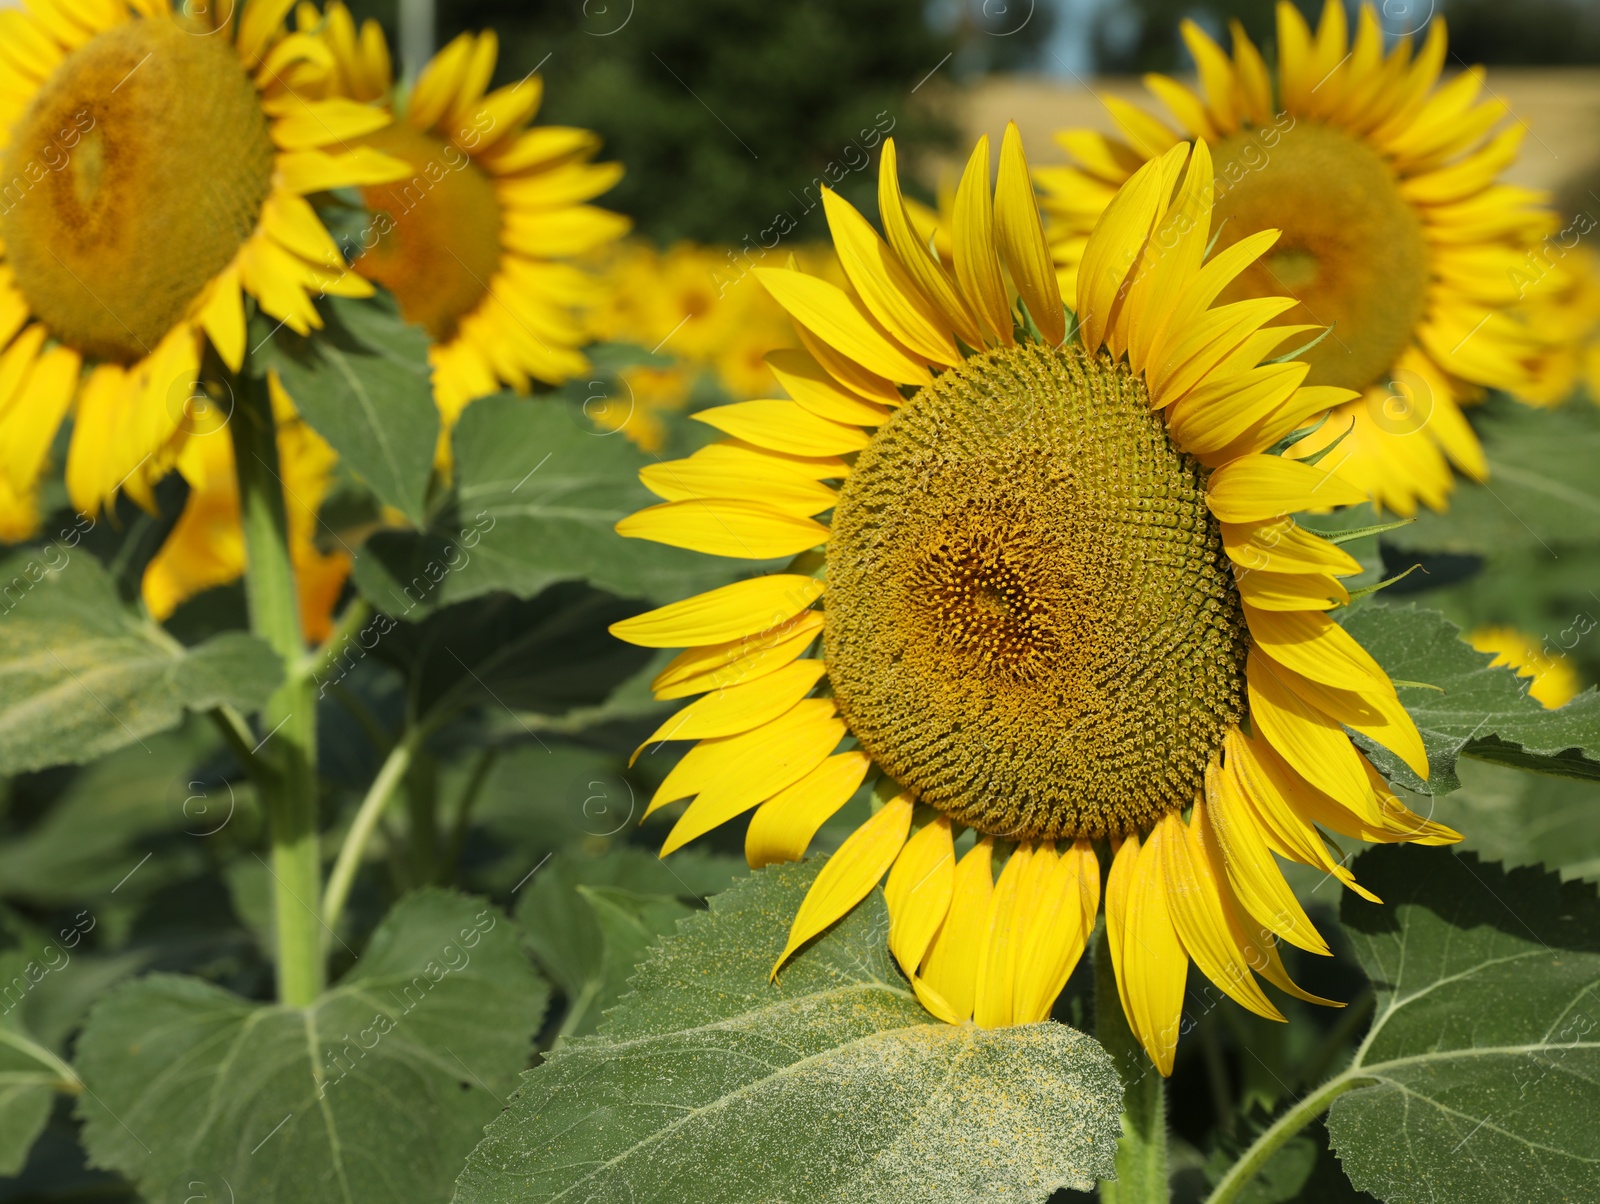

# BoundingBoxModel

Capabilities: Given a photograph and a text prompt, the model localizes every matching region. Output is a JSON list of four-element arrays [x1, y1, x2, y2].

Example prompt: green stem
[[1096, 933, 1168, 1204], [1203, 1072, 1370, 1204], [322, 734, 416, 935], [443, 744, 499, 879], [0, 1028, 81, 1093], [231, 371, 323, 1007], [303, 596, 372, 682]]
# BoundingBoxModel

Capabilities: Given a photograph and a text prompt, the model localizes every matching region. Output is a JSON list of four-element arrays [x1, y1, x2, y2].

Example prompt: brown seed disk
[[824, 342, 1249, 840]]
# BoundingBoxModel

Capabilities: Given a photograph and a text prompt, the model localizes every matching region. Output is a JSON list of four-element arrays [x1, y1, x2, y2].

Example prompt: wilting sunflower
[[609, 125, 1459, 1073], [0, 0, 405, 539], [1469, 627, 1581, 709], [1037, 0, 1567, 516], [142, 377, 349, 642], [316, 5, 628, 441]]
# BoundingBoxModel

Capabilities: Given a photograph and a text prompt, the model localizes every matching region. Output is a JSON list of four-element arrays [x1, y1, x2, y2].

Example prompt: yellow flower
[[0, 0, 406, 540], [609, 124, 1460, 1074], [142, 377, 349, 642], [316, 4, 629, 442], [1469, 626, 1581, 709], [1037, 0, 1570, 517], [586, 240, 844, 451]]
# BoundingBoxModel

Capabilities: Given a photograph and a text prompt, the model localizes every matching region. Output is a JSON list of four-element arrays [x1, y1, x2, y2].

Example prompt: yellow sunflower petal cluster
[[0, 0, 407, 540], [585, 240, 844, 451], [315, 3, 629, 439], [610, 123, 1460, 1073], [1037, 0, 1573, 516], [1469, 626, 1581, 709], [143, 377, 349, 641]]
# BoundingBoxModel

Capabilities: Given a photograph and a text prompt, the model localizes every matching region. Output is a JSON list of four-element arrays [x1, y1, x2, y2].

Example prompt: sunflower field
[[2, 0, 1599, 1201]]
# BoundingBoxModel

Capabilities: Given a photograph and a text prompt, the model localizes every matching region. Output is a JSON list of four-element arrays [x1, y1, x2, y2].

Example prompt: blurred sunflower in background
[[1469, 626, 1581, 709], [610, 126, 1459, 1073], [0, 0, 405, 541], [316, 3, 628, 449], [1038, 0, 1575, 516], [584, 240, 851, 451]]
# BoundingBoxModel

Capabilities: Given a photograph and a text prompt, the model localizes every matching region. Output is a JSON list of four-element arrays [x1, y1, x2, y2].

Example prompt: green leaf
[[516, 847, 740, 1040], [456, 860, 1123, 1203], [1327, 846, 1600, 1203], [361, 583, 651, 727], [1340, 603, 1600, 792], [0, 951, 62, 1176], [352, 393, 773, 618], [75, 889, 547, 1204], [1387, 399, 1600, 554], [0, 552, 281, 776], [258, 293, 439, 526], [1428, 759, 1600, 883]]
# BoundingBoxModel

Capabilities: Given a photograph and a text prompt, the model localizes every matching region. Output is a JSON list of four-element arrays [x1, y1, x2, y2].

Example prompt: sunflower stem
[[231, 368, 324, 1007], [1095, 934, 1169, 1204], [1202, 1071, 1370, 1204]]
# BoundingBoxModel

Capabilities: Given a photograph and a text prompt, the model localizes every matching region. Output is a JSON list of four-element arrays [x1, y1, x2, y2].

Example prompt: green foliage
[[457, 860, 1123, 1203], [1387, 400, 1600, 556], [0, 550, 281, 776], [517, 847, 741, 1041], [74, 890, 546, 1204], [257, 294, 439, 526], [0, 951, 60, 1176], [1342, 603, 1600, 791], [1328, 847, 1600, 1203], [352, 391, 768, 616], [439, 0, 958, 242]]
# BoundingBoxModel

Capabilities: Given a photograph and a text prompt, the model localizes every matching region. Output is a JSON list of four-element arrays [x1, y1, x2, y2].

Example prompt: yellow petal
[[1120, 826, 1188, 1075], [920, 837, 995, 1022], [995, 122, 1066, 346], [745, 750, 872, 869], [616, 498, 828, 559], [1236, 569, 1348, 611], [773, 791, 914, 976], [1245, 604, 1394, 694], [693, 400, 871, 457], [647, 698, 840, 817], [633, 659, 827, 761], [653, 611, 824, 701], [1247, 651, 1378, 818], [639, 453, 838, 517], [885, 815, 956, 979], [754, 268, 931, 385], [973, 843, 1037, 1028], [822, 188, 959, 366], [610, 574, 824, 648], [1207, 453, 1368, 523], [878, 138, 985, 350], [766, 349, 892, 428], [1221, 517, 1363, 577], [952, 135, 1014, 347], [1076, 148, 1174, 353], [1014, 838, 1098, 1023]]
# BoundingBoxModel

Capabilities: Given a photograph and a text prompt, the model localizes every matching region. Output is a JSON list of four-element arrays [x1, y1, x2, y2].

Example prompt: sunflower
[[1037, 0, 1568, 517], [0, 0, 407, 540], [609, 125, 1460, 1073], [1469, 627, 1581, 709], [316, 4, 629, 442], [142, 376, 349, 642]]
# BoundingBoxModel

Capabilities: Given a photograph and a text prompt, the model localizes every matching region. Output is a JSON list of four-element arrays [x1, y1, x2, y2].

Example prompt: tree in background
[[347, 0, 977, 244]]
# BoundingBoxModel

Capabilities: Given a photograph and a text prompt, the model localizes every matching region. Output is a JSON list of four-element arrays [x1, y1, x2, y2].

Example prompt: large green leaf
[[1429, 759, 1600, 883], [1327, 846, 1600, 1203], [75, 890, 547, 1204], [516, 847, 741, 1040], [0, 552, 281, 776], [0, 951, 62, 1176], [363, 583, 651, 726], [259, 294, 438, 526], [1341, 603, 1600, 792], [352, 393, 773, 617], [456, 860, 1122, 1203], [1388, 399, 1600, 554]]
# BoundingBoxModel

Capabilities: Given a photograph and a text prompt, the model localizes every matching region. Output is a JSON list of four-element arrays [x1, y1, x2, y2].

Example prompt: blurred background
[[331, 0, 1600, 239]]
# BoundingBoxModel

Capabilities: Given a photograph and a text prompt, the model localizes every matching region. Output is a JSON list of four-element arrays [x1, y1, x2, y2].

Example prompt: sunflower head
[[609, 122, 1460, 1074], [1036, 0, 1575, 516], [315, 7, 628, 427], [0, 0, 407, 535]]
